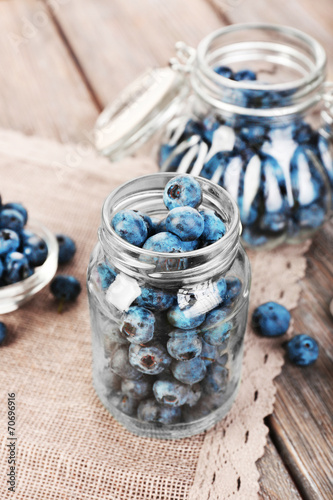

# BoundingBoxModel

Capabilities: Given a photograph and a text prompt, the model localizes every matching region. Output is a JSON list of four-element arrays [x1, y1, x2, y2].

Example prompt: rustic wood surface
[[0, 0, 332, 498]]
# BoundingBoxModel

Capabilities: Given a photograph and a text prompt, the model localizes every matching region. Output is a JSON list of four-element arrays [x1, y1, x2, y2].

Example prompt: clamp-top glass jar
[[87, 173, 250, 439], [95, 24, 333, 250]]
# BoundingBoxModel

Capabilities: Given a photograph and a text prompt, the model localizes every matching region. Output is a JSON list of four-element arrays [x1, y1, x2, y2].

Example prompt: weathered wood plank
[[268, 222, 333, 500], [257, 436, 302, 500], [209, 0, 333, 72], [0, 0, 97, 141], [42, 0, 224, 106]]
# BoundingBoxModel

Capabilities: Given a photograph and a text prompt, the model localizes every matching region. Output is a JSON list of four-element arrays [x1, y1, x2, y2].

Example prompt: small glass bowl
[[0, 221, 58, 314]]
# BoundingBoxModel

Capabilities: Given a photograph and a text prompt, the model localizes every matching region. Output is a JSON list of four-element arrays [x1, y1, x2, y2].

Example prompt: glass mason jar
[[87, 173, 251, 439], [95, 24, 333, 250]]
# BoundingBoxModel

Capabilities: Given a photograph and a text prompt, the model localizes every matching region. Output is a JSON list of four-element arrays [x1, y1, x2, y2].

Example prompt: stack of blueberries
[[158, 66, 333, 247], [93, 175, 244, 426], [0, 198, 48, 285]]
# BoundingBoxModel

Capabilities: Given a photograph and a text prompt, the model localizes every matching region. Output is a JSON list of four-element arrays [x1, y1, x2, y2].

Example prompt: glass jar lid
[[94, 66, 189, 161]]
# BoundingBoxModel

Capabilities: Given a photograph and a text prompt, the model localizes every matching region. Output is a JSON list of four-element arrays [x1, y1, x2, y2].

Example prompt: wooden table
[[1, 1, 332, 498]]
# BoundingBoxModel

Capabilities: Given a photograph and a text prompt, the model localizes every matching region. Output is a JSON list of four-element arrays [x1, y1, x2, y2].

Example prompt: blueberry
[[167, 305, 206, 330], [167, 331, 202, 361], [56, 234, 76, 264], [110, 345, 143, 380], [0, 322, 7, 344], [201, 308, 232, 346], [286, 334, 319, 366], [99, 366, 121, 392], [111, 209, 148, 247], [0, 209, 24, 233], [201, 364, 229, 394], [199, 209, 226, 244], [121, 306, 155, 344], [153, 377, 189, 406], [214, 65, 234, 79], [224, 277, 242, 305], [4, 252, 33, 284], [234, 69, 256, 81], [171, 357, 207, 384], [20, 229, 34, 243], [136, 286, 175, 311], [2, 202, 28, 225], [109, 393, 138, 417], [201, 339, 228, 367], [97, 261, 117, 289], [0, 230, 20, 257], [166, 207, 204, 241], [23, 234, 48, 267], [137, 399, 181, 424], [129, 343, 171, 375], [185, 383, 202, 407], [133, 210, 154, 236], [142, 232, 184, 253], [252, 302, 290, 337], [104, 326, 128, 349], [163, 174, 202, 210], [180, 239, 200, 251], [182, 399, 212, 422], [121, 377, 152, 399], [50, 275, 81, 302]]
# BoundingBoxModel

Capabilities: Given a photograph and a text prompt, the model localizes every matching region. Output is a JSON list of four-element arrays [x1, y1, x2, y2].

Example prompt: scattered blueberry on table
[[286, 334, 319, 366], [50, 275, 81, 311], [252, 302, 291, 337], [56, 234, 76, 264]]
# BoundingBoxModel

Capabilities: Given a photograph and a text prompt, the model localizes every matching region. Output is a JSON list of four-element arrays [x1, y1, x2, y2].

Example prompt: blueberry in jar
[[224, 277, 242, 306], [167, 330, 202, 361], [214, 65, 234, 79], [166, 207, 204, 241], [137, 399, 181, 424], [109, 393, 138, 417], [199, 208, 226, 244], [171, 356, 207, 384], [111, 209, 148, 247], [56, 234, 76, 264], [121, 377, 152, 400], [136, 285, 175, 311], [201, 308, 232, 346], [201, 364, 229, 395], [252, 301, 290, 337], [129, 343, 171, 375], [286, 334, 319, 366], [163, 174, 202, 210], [97, 261, 117, 290], [234, 69, 257, 81], [120, 306, 155, 344], [142, 232, 184, 253], [110, 345, 143, 380], [167, 304, 206, 330], [153, 376, 189, 406]]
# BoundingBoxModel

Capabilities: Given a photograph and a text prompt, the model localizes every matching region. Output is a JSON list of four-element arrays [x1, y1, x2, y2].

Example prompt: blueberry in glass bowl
[[0, 221, 58, 314]]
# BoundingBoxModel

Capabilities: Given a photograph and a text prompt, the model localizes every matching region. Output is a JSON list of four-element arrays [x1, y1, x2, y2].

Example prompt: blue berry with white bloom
[[23, 234, 48, 267], [133, 210, 154, 236], [201, 308, 232, 346], [110, 345, 143, 380], [109, 393, 138, 417], [166, 207, 204, 241], [2, 202, 28, 225], [136, 286, 175, 311], [121, 377, 152, 400], [163, 174, 202, 210], [111, 209, 148, 247], [201, 364, 229, 394], [121, 306, 155, 344], [143, 232, 184, 253], [252, 302, 290, 337], [167, 330, 202, 361], [286, 334, 319, 366], [171, 356, 207, 384], [97, 261, 117, 289], [0, 322, 7, 344], [180, 239, 200, 251], [137, 399, 181, 424], [214, 65, 234, 79], [56, 234, 76, 264], [153, 377, 189, 406], [224, 277, 242, 305], [0, 209, 24, 233], [234, 69, 256, 81], [199, 209, 226, 244], [167, 304, 206, 330], [0, 230, 20, 257], [129, 343, 171, 375], [4, 252, 33, 284], [50, 275, 81, 302]]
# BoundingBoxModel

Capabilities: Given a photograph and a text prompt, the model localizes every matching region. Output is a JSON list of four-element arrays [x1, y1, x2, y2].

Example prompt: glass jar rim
[[192, 23, 327, 117], [100, 173, 241, 284]]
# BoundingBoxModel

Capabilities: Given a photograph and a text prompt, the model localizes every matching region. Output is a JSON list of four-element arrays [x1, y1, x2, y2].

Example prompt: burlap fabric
[[0, 130, 310, 499]]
